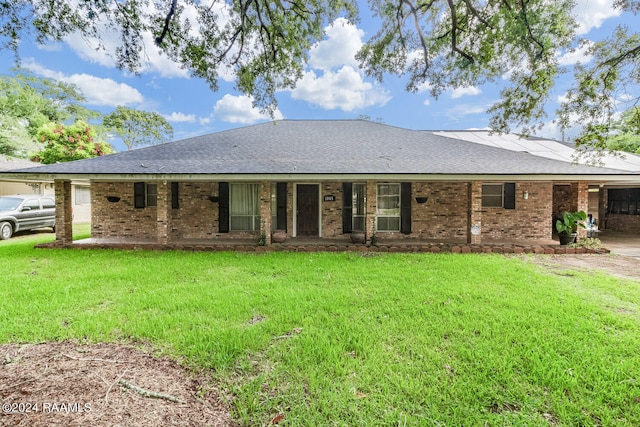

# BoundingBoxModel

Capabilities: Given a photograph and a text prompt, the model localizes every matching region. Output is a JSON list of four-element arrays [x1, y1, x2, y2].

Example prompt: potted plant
[[555, 210, 587, 245]]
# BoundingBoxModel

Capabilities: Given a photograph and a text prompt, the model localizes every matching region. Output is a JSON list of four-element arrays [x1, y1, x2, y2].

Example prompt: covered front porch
[[50, 177, 593, 250]]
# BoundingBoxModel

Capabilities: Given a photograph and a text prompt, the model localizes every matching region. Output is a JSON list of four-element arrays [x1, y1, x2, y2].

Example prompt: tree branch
[[155, 0, 178, 46], [519, 0, 545, 60], [446, 0, 474, 63]]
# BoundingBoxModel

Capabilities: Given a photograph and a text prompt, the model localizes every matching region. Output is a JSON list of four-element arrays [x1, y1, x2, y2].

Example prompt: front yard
[[1, 234, 639, 426]]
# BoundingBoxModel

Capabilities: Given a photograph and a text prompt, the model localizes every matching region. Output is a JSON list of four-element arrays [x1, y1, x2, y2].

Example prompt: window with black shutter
[[134, 182, 158, 208], [481, 183, 516, 209]]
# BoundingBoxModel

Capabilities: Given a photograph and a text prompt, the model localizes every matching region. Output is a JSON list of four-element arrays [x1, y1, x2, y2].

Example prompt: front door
[[296, 184, 319, 236]]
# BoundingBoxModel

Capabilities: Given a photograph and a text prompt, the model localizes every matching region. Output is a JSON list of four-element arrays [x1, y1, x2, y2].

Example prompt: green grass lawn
[[1, 234, 639, 426]]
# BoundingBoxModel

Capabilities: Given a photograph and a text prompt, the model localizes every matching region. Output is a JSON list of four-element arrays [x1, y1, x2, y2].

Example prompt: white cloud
[[445, 103, 487, 118], [308, 18, 363, 70], [557, 92, 570, 105], [61, 1, 224, 79], [290, 66, 391, 111], [573, 0, 622, 35], [213, 94, 283, 124], [163, 112, 196, 123], [556, 41, 594, 66], [415, 81, 433, 93], [423, 99, 431, 106], [285, 18, 390, 111], [451, 86, 481, 99], [22, 58, 144, 107], [64, 30, 188, 79]]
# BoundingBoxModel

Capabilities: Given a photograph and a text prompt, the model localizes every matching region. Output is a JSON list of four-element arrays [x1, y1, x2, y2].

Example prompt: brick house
[[4, 120, 639, 248]]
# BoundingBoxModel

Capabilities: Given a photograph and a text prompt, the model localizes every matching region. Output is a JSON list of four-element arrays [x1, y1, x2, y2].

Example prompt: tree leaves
[[103, 106, 173, 150], [1, 1, 638, 147]]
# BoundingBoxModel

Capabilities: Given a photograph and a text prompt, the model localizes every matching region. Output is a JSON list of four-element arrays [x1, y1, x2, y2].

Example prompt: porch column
[[54, 180, 73, 244], [365, 180, 377, 242], [156, 181, 171, 244], [260, 180, 272, 245], [467, 181, 482, 244], [575, 182, 589, 238]]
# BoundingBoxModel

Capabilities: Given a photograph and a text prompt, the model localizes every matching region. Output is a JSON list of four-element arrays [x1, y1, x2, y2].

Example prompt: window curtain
[[230, 183, 260, 230]]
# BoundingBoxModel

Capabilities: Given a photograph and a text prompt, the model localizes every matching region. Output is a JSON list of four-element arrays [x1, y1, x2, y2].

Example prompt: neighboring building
[[0, 154, 91, 223], [2, 120, 638, 247]]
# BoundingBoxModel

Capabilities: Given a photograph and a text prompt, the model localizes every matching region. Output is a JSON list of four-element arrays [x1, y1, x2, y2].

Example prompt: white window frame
[[482, 184, 503, 208], [75, 186, 91, 205], [376, 183, 401, 232], [230, 183, 261, 231], [146, 183, 158, 207]]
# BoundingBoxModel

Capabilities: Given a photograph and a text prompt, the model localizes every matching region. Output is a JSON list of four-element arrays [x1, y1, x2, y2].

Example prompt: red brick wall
[[91, 180, 555, 243], [170, 182, 220, 239], [481, 182, 553, 240], [92, 182, 158, 239], [606, 214, 640, 232]]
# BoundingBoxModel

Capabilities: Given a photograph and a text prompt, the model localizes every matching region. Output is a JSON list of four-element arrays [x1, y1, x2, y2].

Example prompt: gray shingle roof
[[5, 120, 635, 176], [0, 155, 40, 171]]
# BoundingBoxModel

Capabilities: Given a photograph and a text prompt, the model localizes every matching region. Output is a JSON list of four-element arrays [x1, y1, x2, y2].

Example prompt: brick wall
[[92, 182, 158, 239], [170, 182, 220, 239], [606, 214, 640, 232], [481, 182, 553, 240], [91, 179, 556, 243], [321, 182, 343, 237]]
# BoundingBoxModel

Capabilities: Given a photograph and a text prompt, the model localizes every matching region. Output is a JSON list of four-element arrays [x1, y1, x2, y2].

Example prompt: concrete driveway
[[599, 231, 640, 258]]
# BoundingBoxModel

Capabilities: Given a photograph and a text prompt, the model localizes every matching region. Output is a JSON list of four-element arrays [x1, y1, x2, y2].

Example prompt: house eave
[[3, 172, 640, 183]]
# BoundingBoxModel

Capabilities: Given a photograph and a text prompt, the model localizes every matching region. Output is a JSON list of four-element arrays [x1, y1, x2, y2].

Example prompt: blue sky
[[0, 0, 634, 152]]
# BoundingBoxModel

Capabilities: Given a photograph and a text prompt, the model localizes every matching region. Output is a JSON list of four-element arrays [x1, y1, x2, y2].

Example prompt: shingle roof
[[0, 155, 40, 171], [5, 120, 635, 176]]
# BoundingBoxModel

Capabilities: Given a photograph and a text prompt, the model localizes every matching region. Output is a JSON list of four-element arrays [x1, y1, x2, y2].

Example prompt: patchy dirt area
[[0, 341, 237, 427], [520, 253, 640, 283]]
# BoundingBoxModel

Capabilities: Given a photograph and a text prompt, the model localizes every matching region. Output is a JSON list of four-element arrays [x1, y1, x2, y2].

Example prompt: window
[[75, 187, 91, 205], [482, 184, 503, 207], [41, 198, 55, 209], [134, 182, 158, 208], [23, 199, 40, 211], [377, 183, 401, 231], [352, 183, 366, 231], [608, 189, 640, 215], [482, 183, 516, 209], [230, 183, 260, 231]]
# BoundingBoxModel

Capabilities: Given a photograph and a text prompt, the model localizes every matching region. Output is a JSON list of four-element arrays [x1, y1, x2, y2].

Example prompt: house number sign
[[323, 195, 336, 202]]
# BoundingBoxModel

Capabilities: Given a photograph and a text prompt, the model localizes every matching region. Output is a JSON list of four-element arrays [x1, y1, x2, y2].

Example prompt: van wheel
[[0, 222, 13, 240]]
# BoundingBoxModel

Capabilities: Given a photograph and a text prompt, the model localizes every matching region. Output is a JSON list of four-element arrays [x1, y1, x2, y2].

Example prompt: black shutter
[[400, 182, 412, 235], [171, 182, 179, 209], [276, 182, 287, 230], [218, 182, 229, 233], [342, 182, 353, 233], [134, 182, 145, 208], [504, 182, 516, 210]]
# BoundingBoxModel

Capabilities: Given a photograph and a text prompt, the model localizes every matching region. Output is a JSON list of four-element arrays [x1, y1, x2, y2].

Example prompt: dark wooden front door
[[296, 184, 319, 236]]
